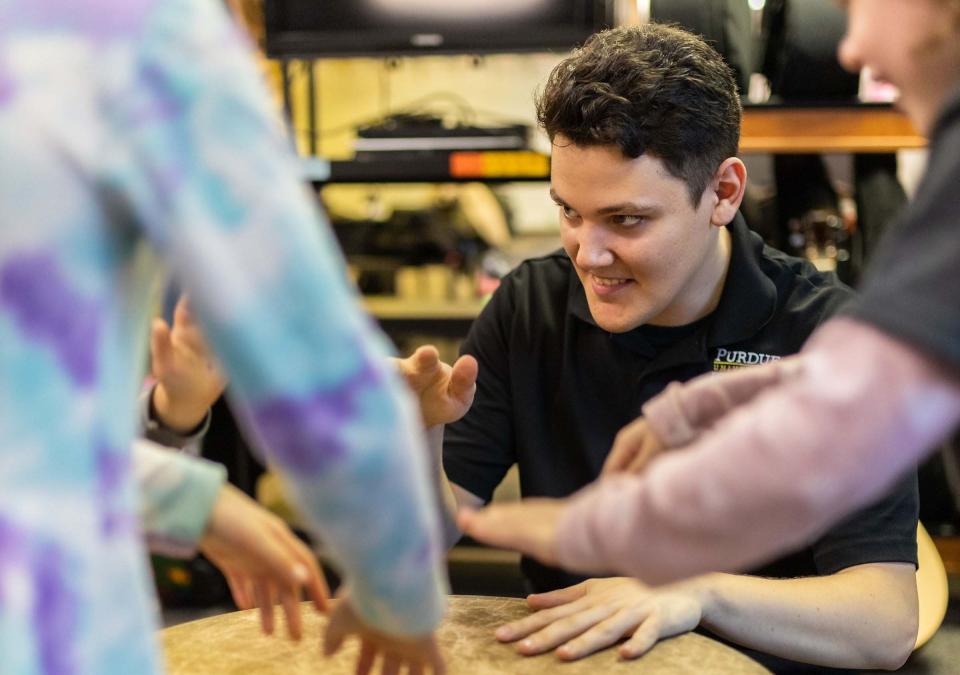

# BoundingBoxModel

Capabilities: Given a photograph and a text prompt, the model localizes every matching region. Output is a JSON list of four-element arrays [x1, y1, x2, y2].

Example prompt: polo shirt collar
[[567, 212, 777, 346], [707, 213, 777, 346]]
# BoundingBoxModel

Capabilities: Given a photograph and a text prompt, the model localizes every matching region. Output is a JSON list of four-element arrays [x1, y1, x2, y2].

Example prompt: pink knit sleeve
[[643, 359, 799, 447], [557, 317, 960, 583]]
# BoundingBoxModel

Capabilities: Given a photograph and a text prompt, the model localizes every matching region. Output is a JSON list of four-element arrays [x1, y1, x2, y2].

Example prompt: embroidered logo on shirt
[[713, 348, 781, 371]]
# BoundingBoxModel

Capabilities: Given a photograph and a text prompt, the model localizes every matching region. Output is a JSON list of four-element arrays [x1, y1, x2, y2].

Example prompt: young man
[[461, 0, 960, 611], [411, 23, 919, 671]]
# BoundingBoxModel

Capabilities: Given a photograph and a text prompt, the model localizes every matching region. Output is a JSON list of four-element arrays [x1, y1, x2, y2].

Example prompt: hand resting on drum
[[494, 577, 702, 660], [199, 483, 329, 641], [325, 593, 446, 675]]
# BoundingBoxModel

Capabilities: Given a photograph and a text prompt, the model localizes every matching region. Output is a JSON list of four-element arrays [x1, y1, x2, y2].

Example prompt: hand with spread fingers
[[199, 484, 329, 641], [601, 417, 667, 477], [457, 498, 565, 567], [392, 345, 478, 429], [495, 577, 703, 661], [324, 596, 446, 675], [150, 296, 227, 432]]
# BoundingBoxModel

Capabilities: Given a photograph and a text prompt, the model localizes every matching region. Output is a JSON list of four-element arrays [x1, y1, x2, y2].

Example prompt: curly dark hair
[[537, 23, 742, 205]]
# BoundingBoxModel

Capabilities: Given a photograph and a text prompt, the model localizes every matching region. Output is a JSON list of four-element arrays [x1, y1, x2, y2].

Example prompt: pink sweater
[[557, 317, 960, 583]]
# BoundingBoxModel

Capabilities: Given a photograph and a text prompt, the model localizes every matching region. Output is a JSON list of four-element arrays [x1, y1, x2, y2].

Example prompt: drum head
[[163, 595, 771, 674]]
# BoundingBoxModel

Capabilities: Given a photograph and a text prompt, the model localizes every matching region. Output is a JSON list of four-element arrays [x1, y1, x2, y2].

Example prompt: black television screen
[[264, 0, 613, 58]]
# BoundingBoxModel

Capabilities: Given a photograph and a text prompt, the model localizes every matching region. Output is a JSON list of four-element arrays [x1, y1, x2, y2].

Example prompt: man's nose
[[575, 223, 615, 269]]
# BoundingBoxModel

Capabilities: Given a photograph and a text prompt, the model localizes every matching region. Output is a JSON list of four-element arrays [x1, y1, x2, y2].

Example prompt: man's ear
[[709, 157, 747, 228]]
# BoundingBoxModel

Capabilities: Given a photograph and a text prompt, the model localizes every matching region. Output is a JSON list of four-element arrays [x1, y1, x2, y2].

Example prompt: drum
[[162, 595, 771, 674]]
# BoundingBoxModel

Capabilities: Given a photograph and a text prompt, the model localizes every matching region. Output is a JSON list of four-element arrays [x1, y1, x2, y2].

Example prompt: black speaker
[[650, 0, 754, 94], [761, 0, 859, 102]]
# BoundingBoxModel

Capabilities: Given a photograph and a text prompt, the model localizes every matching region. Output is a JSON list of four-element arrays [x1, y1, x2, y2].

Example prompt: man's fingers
[[514, 605, 616, 656], [448, 355, 479, 401], [606, 420, 651, 470], [397, 346, 442, 389], [626, 446, 659, 474], [600, 446, 631, 475], [525, 581, 589, 610], [556, 608, 642, 661], [619, 616, 662, 659], [414, 345, 440, 367], [495, 598, 588, 642]]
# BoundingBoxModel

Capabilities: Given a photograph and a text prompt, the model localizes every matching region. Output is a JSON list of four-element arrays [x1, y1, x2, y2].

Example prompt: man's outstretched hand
[[393, 346, 478, 428]]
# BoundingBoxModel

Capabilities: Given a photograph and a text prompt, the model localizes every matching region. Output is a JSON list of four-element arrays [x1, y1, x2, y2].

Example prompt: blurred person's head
[[537, 24, 745, 332], [838, 0, 960, 134]]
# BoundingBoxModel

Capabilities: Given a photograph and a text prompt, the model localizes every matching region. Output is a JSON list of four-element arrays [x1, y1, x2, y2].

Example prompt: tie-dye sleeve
[[132, 439, 226, 558], [109, 0, 446, 635]]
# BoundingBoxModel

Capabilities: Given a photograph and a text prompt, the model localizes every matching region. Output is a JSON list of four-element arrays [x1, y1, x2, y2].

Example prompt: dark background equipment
[[264, 0, 614, 58]]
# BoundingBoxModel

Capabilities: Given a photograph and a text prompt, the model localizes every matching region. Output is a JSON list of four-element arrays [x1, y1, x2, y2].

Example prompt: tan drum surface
[[162, 595, 770, 674]]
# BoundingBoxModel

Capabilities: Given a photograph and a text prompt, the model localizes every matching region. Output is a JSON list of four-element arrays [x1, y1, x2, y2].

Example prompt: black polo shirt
[[444, 214, 918, 595]]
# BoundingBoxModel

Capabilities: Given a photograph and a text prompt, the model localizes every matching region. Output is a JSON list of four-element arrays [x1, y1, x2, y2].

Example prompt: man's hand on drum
[[392, 345, 477, 428], [494, 577, 704, 661], [199, 483, 329, 641], [325, 596, 446, 675], [601, 417, 667, 476], [150, 296, 226, 432]]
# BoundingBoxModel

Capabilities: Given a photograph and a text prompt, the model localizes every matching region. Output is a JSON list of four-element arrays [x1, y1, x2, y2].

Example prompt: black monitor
[[264, 0, 613, 58]]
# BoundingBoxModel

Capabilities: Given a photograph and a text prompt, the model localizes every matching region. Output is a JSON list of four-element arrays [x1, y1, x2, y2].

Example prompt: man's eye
[[559, 205, 577, 219], [612, 214, 645, 227]]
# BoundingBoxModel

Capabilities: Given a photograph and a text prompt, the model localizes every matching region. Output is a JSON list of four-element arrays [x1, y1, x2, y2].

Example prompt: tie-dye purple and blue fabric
[[0, 1, 446, 672]]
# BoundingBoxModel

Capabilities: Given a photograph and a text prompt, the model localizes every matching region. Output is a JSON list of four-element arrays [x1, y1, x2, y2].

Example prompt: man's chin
[[590, 310, 647, 334], [585, 295, 653, 333]]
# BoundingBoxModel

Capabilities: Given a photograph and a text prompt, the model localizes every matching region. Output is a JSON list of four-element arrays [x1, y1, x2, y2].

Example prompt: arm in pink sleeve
[[643, 360, 800, 447], [558, 317, 960, 584]]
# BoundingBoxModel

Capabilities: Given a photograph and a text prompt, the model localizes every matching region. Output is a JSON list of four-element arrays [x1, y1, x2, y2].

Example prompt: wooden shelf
[[740, 105, 925, 153], [362, 296, 486, 320]]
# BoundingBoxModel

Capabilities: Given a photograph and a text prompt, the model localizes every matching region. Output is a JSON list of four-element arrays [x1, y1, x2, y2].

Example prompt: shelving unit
[[305, 104, 924, 185], [313, 103, 925, 327]]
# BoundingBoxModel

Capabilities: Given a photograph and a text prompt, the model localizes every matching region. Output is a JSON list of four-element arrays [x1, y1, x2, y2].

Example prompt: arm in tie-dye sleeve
[[111, 0, 446, 635], [132, 438, 226, 558]]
